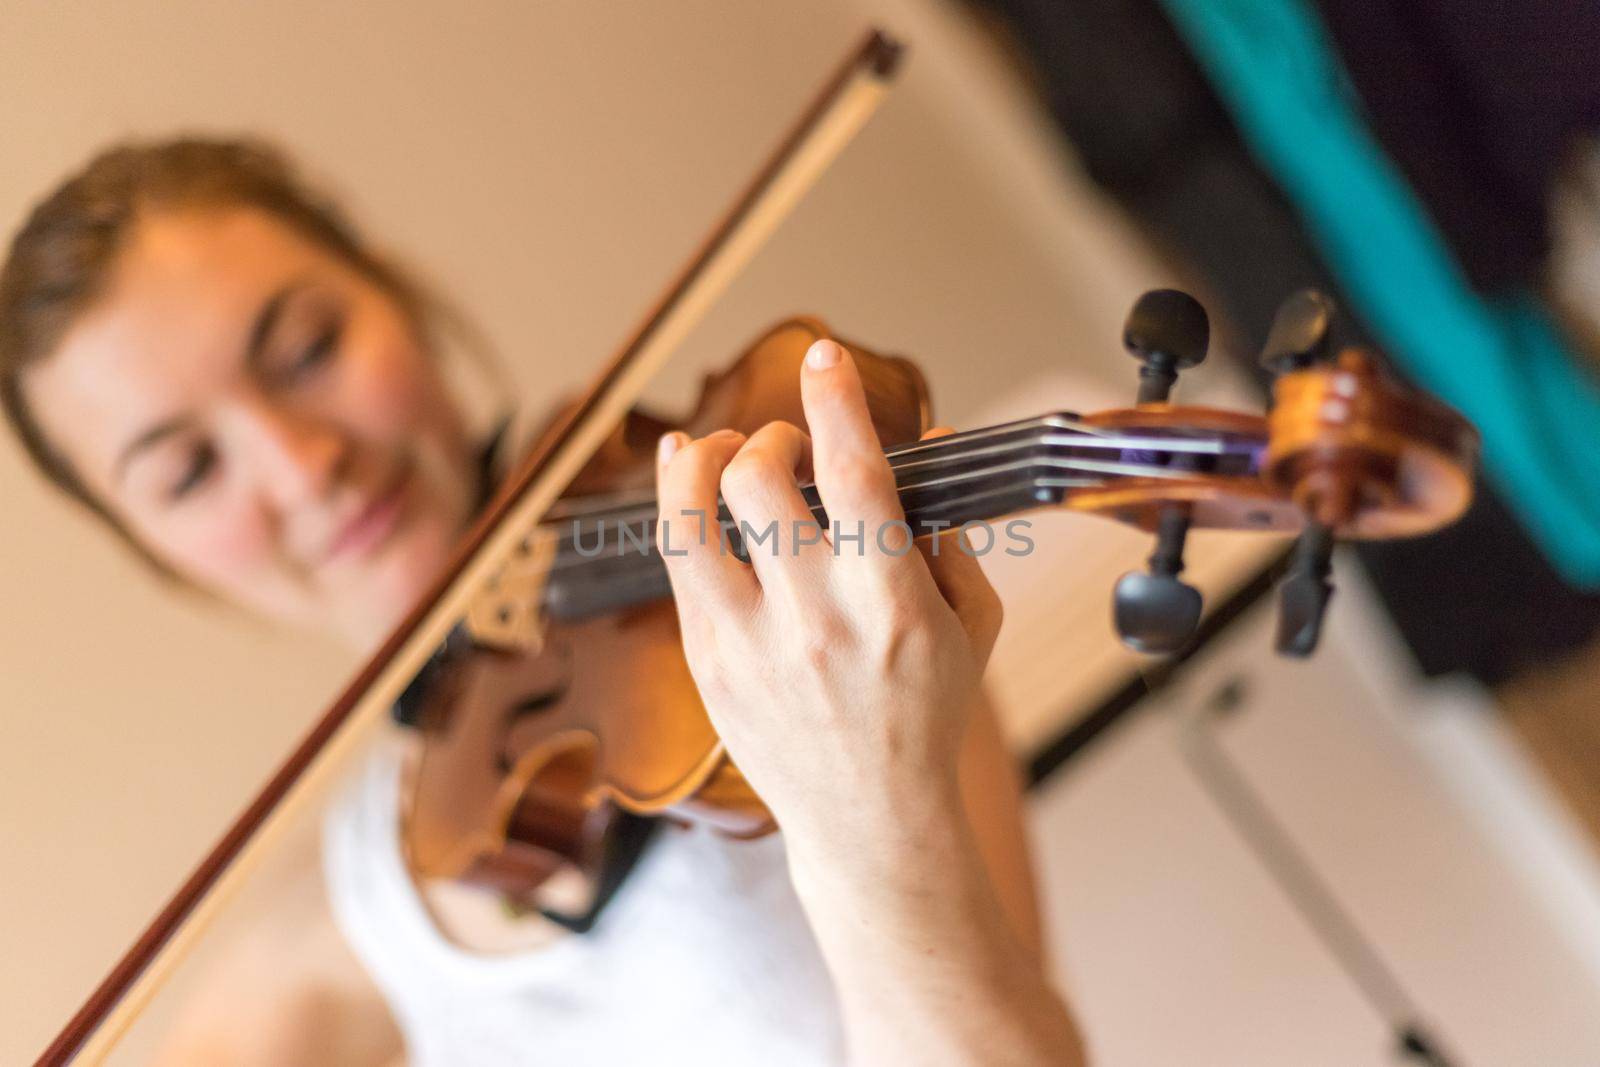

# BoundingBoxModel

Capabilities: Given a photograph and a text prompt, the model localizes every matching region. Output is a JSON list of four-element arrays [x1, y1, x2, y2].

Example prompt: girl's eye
[[289, 321, 342, 379], [168, 442, 218, 502], [269, 317, 343, 386]]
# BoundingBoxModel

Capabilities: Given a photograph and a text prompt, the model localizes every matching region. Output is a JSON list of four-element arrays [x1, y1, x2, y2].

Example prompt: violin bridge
[[464, 527, 558, 652]]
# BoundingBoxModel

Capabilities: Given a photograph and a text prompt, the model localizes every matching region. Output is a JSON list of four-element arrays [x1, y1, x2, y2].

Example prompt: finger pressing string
[[655, 430, 756, 610], [799, 340, 930, 582]]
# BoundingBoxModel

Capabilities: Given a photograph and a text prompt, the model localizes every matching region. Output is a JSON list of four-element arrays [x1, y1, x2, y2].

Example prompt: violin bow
[[36, 28, 904, 1066]]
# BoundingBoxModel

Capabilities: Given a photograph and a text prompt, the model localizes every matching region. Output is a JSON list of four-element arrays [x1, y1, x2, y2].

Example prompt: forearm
[[959, 696, 1046, 960], [785, 783, 1085, 1067]]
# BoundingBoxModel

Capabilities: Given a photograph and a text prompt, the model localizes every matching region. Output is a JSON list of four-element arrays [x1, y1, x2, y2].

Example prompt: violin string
[[536, 416, 1249, 541], [533, 411, 1238, 528], [536, 459, 1121, 570], [533, 454, 1239, 591], [532, 439, 1249, 578], [535, 416, 1079, 525], [524, 458, 1261, 620]]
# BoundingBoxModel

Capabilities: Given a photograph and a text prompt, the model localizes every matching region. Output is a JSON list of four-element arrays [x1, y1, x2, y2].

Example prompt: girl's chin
[[345, 518, 460, 642]]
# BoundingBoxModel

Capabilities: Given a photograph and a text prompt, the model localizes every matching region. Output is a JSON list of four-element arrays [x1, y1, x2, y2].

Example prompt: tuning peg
[[1124, 288, 1210, 404], [1261, 288, 1341, 656], [1260, 288, 1336, 374], [1275, 522, 1335, 656], [1114, 508, 1204, 654]]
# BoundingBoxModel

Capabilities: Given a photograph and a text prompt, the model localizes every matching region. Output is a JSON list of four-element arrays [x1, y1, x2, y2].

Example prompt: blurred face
[[25, 207, 478, 647]]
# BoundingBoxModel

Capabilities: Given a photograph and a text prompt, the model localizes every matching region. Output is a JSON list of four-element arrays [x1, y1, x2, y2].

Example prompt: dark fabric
[[1314, 0, 1600, 293], [970, 0, 1600, 683]]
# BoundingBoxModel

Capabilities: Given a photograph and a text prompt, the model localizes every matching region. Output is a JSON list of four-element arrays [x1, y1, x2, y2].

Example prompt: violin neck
[[538, 412, 1257, 621], [543, 474, 1042, 623]]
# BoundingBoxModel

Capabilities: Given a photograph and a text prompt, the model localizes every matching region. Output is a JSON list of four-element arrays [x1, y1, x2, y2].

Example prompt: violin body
[[401, 318, 930, 907]]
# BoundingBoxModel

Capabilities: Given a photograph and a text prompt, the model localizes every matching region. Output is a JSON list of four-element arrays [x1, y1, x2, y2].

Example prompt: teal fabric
[[1156, 0, 1600, 585]]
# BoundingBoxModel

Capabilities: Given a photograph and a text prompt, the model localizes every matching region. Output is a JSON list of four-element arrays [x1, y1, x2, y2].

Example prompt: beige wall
[[0, 2, 1216, 1061]]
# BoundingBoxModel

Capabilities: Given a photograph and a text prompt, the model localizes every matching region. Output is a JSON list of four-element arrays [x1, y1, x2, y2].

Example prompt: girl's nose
[[242, 399, 351, 506]]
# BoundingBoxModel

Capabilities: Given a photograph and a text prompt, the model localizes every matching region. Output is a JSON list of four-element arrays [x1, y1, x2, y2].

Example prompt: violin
[[37, 29, 1474, 1063], [394, 285, 1476, 923]]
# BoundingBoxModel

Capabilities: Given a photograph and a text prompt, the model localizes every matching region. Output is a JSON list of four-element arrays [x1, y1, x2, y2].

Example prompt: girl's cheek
[[157, 505, 281, 592], [346, 356, 422, 435], [337, 307, 440, 441]]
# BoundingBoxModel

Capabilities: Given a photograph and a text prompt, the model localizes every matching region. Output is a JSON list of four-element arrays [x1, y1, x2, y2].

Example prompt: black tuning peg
[[1261, 287, 1341, 656], [1114, 508, 1204, 654], [1260, 288, 1336, 374], [1276, 522, 1335, 656], [1124, 288, 1210, 404]]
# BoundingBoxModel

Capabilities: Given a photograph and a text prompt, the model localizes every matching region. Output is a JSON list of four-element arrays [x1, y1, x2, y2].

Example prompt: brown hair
[[0, 137, 466, 573]]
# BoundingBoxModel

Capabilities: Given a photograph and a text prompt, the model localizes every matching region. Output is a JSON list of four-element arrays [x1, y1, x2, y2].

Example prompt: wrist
[[782, 771, 970, 906]]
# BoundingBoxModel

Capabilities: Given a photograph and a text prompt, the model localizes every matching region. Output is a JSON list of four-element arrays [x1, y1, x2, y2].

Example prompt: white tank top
[[321, 740, 846, 1066]]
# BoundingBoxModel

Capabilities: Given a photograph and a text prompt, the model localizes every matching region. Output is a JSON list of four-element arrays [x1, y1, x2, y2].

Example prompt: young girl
[[2, 139, 1081, 1065]]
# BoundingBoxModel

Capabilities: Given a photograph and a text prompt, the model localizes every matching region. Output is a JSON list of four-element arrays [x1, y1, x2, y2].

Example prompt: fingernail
[[657, 431, 684, 464], [806, 339, 842, 370]]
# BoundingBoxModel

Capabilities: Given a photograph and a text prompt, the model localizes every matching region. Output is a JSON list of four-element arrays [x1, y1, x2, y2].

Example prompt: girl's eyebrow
[[114, 280, 306, 482]]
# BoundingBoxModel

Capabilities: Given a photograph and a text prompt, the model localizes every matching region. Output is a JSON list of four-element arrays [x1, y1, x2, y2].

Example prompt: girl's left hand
[[653, 338, 1003, 861]]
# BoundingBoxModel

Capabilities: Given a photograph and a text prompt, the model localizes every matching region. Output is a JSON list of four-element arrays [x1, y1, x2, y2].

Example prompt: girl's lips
[[326, 467, 411, 565]]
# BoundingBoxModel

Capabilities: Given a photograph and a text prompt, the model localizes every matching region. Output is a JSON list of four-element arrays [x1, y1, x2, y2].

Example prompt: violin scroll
[[1261, 292, 1476, 653], [1098, 287, 1478, 657]]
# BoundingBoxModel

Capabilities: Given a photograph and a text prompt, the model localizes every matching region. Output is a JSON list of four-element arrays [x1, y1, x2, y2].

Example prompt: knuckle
[[828, 453, 891, 499], [801, 641, 833, 676], [875, 601, 933, 663], [888, 602, 932, 645], [680, 437, 725, 475], [761, 419, 803, 445], [719, 453, 772, 500], [660, 449, 705, 497], [795, 618, 849, 672]]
